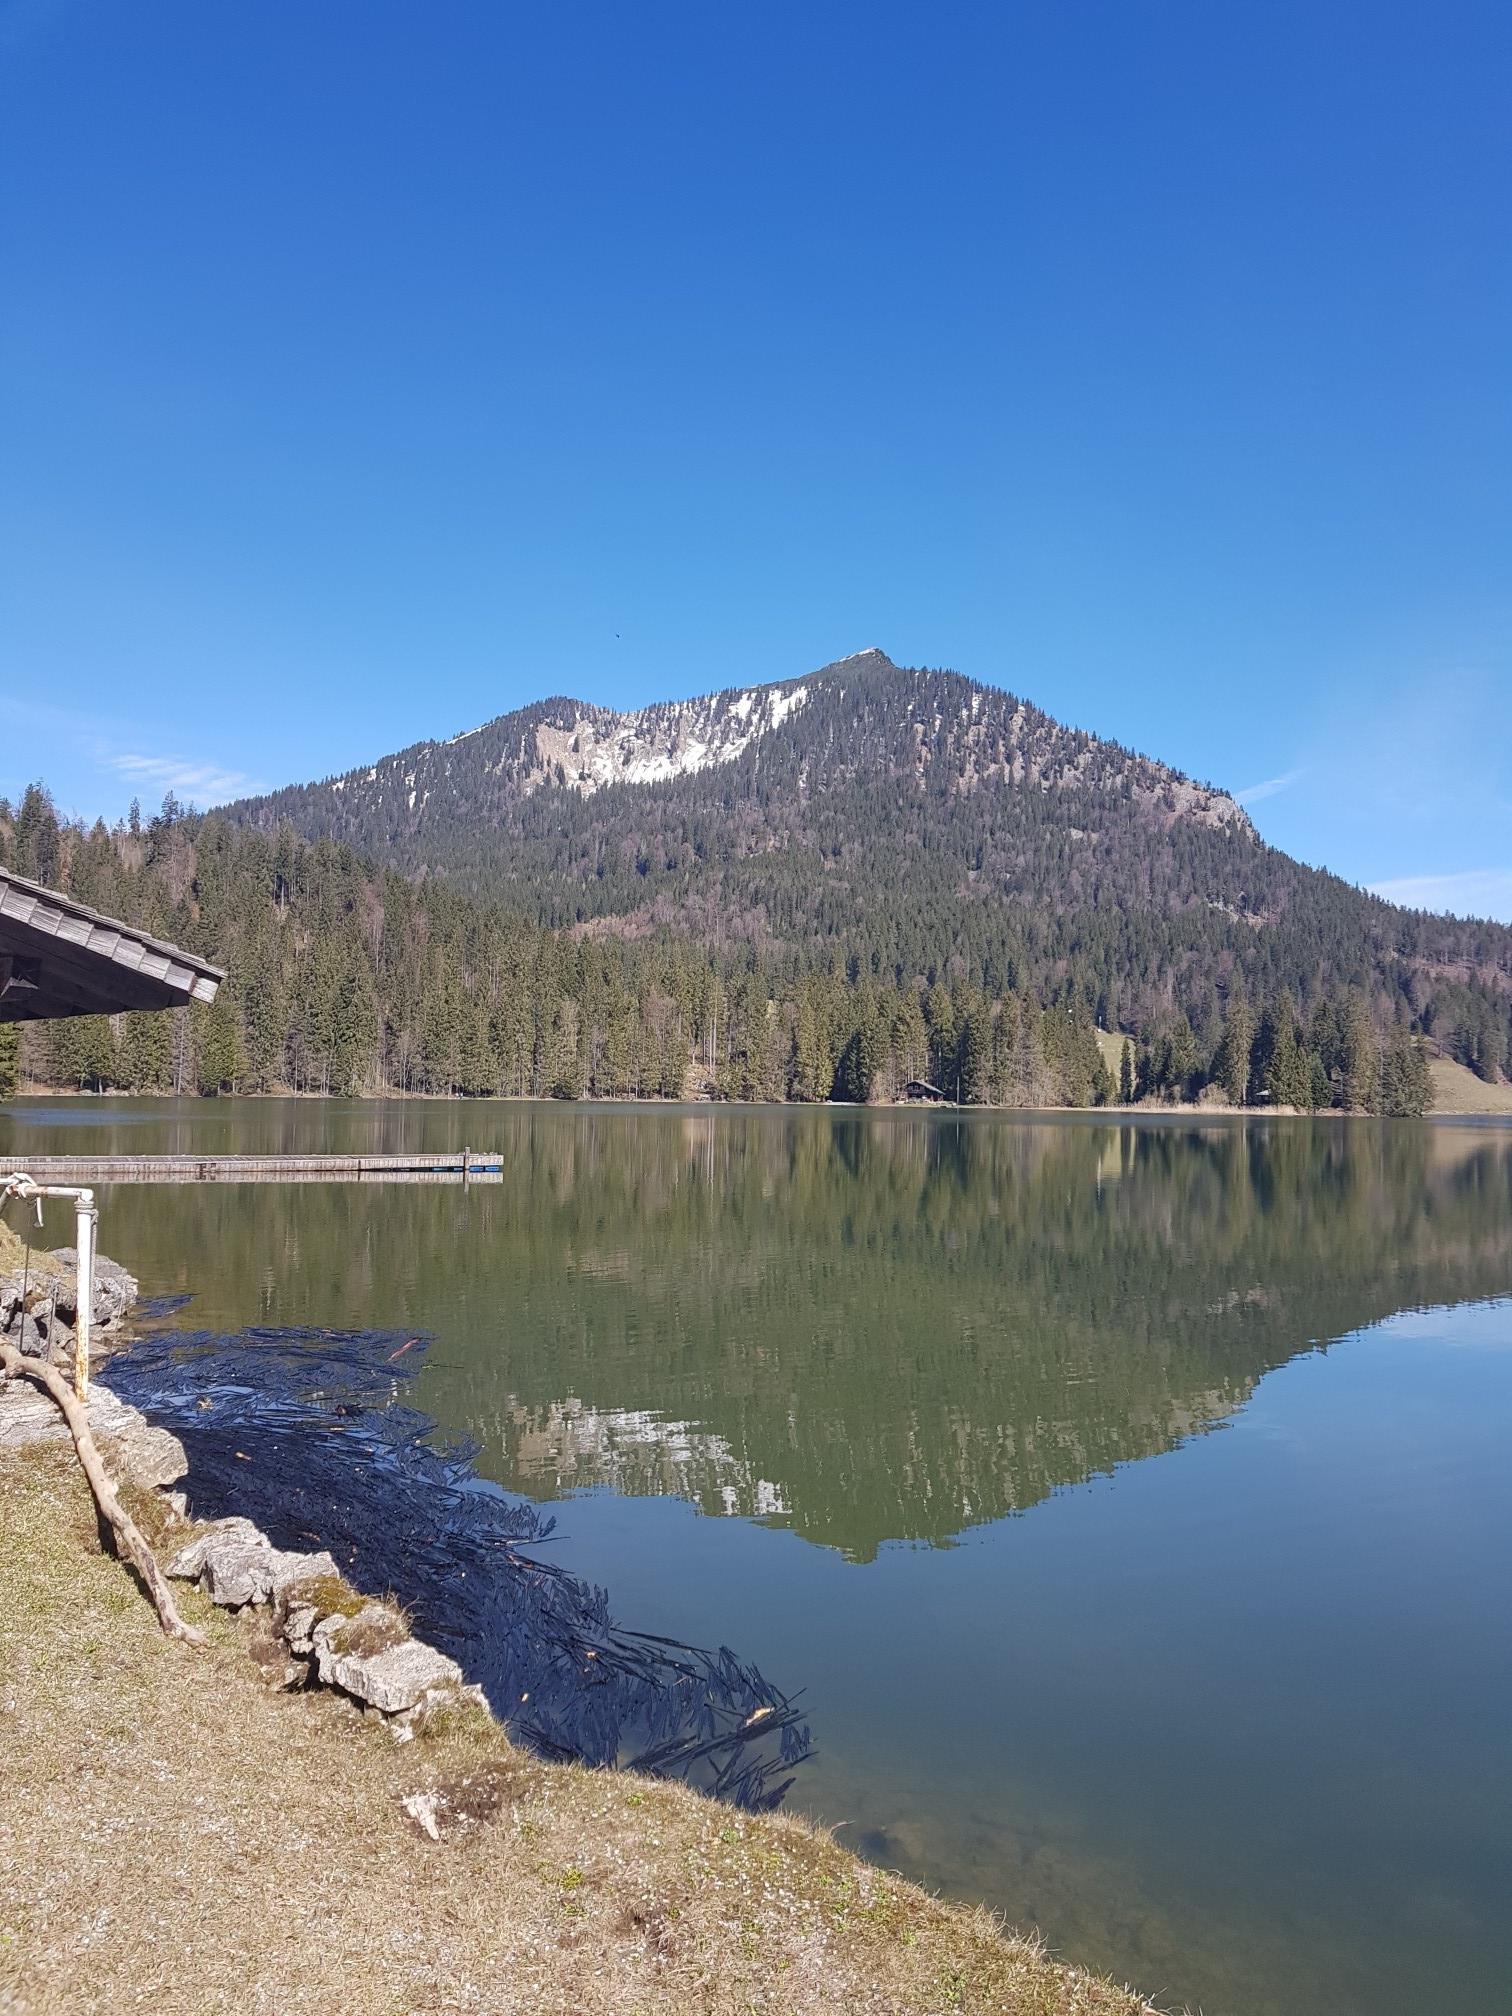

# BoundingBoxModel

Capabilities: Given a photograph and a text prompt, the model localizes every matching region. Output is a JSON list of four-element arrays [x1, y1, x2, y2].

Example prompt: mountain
[[5, 653, 1509, 1108], [224, 650, 1512, 1048], [229, 647, 1253, 871]]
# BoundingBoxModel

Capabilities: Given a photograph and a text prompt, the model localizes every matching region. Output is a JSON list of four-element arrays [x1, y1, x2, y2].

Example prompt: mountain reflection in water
[[7, 1102, 1512, 2016], [9, 1105, 1512, 1561]]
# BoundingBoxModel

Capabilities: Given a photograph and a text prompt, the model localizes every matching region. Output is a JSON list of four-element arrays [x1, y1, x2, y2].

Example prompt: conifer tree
[[195, 991, 247, 1094], [1257, 993, 1309, 1109], [957, 992, 994, 1105], [0, 779, 1475, 1117], [923, 981, 958, 1089], [1165, 1015, 1199, 1101], [118, 1010, 173, 1092], [1213, 993, 1252, 1106], [889, 989, 929, 1089], [1340, 997, 1380, 1112]]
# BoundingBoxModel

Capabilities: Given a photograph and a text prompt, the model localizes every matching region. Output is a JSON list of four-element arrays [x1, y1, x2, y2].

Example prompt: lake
[[4, 1098, 1510, 2016]]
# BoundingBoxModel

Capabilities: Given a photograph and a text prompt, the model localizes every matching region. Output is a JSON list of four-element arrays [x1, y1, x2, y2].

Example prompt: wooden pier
[[2, 1152, 505, 1185]]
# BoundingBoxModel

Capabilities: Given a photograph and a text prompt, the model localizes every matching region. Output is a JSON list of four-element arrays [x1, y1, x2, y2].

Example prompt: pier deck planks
[[2, 1153, 505, 1184]]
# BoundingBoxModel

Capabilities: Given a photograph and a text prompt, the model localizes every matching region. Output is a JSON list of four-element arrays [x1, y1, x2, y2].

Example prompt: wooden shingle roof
[[0, 867, 224, 1022]]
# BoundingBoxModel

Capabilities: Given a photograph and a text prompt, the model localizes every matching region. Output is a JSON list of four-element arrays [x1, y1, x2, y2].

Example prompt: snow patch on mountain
[[528, 682, 811, 798]]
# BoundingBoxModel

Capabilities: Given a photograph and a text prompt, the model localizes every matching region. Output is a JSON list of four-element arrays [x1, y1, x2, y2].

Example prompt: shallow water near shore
[[5, 1098, 1512, 2016]]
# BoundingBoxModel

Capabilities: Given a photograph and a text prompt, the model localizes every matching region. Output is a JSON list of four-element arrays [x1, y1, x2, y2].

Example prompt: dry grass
[[0, 1444, 1157, 2016], [1094, 1030, 1131, 1080], [1429, 1056, 1512, 1115], [0, 1218, 66, 1283]]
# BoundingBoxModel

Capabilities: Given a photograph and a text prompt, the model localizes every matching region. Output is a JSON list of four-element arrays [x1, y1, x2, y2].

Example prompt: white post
[[3, 1174, 100, 1400], [74, 1189, 96, 1401]]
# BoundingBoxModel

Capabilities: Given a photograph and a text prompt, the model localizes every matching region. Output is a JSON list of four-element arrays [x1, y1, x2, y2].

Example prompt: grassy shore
[[0, 1440, 1156, 2016], [1428, 1055, 1512, 1114]]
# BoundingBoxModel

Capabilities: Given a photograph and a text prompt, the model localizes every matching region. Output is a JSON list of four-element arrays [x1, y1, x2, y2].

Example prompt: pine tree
[[1257, 993, 1309, 1109], [0, 772, 1480, 1117], [1213, 993, 1253, 1106], [1166, 1015, 1199, 1102], [1118, 1038, 1134, 1104], [1340, 997, 1380, 1112], [195, 992, 247, 1094], [118, 1011, 172, 1092], [957, 993, 994, 1105], [923, 981, 958, 1090], [1307, 1053, 1331, 1111], [889, 989, 929, 1090], [49, 1014, 115, 1091], [0, 1024, 18, 1099], [1379, 1035, 1432, 1117]]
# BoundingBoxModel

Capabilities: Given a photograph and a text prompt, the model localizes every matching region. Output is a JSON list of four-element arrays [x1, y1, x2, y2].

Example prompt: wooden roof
[[0, 867, 224, 1023]]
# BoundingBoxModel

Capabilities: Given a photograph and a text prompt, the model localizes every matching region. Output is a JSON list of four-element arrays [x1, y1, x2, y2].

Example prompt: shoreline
[[0, 1302, 1157, 2016], [9, 1083, 1512, 1118]]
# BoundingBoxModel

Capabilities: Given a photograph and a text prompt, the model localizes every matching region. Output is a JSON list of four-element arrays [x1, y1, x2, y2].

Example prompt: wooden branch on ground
[[1, 1343, 205, 1647]]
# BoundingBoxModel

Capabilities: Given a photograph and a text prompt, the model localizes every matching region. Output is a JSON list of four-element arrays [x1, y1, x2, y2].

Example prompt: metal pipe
[[73, 1190, 96, 1400], [2, 1173, 98, 1399]]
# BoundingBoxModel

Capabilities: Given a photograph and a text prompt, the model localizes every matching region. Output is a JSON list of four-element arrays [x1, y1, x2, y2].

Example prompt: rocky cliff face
[[229, 646, 1250, 854], [524, 674, 816, 797]]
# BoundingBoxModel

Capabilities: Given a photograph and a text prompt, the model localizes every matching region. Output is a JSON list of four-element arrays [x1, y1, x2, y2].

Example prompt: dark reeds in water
[[106, 1324, 811, 1811]]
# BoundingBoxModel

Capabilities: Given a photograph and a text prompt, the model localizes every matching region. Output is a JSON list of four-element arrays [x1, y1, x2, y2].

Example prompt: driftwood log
[[1, 1343, 205, 1647]]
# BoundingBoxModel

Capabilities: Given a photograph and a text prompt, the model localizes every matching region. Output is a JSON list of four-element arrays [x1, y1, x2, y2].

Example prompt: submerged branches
[[106, 1325, 811, 1810]]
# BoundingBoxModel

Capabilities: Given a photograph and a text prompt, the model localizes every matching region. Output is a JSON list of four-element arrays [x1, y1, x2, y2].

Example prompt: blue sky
[[2, 1, 1509, 917]]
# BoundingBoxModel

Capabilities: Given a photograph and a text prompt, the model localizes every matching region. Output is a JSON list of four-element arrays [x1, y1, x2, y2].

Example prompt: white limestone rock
[[202, 1542, 340, 1609], [165, 1518, 337, 1607], [166, 1518, 269, 1580], [312, 1609, 464, 1714]]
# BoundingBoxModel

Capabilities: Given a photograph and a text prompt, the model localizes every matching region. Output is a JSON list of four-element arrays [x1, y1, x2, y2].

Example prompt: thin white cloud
[[106, 753, 259, 804], [1368, 869, 1512, 923], [1234, 767, 1304, 807]]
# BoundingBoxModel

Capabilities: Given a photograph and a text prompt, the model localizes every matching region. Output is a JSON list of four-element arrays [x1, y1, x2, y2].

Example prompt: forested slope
[[0, 773, 1480, 1115], [221, 651, 1512, 1085]]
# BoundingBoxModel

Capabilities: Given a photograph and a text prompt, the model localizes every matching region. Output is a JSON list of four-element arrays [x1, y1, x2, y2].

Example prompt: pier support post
[[73, 1189, 96, 1400]]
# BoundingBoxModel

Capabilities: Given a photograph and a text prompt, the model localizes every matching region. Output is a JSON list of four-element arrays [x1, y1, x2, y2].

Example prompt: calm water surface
[[4, 1099, 1511, 2016]]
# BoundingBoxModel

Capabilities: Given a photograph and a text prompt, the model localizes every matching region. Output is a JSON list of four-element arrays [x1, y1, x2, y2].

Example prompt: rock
[[166, 1518, 270, 1579], [9, 1312, 47, 1358], [87, 1386, 188, 1488], [0, 1298, 80, 1373], [167, 1519, 340, 1606], [247, 1618, 311, 1691], [313, 1610, 464, 1714], [0, 1273, 49, 1330], [47, 1250, 138, 1330], [42, 1314, 75, 1371], [0, 1370, 184, 1485], [280, 1602, 320, 1655], [200, 1540, 339, 1609], [402, 1790, 444, 1840], [389, 1680, 490, 1742], [0, 1381, 66, 1451], [111, 1421, 186, 1489]]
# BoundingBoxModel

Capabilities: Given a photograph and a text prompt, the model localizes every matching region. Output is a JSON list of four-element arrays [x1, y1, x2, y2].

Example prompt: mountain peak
[[227, 649, 1266, 895], [818, 647, 896, 675]]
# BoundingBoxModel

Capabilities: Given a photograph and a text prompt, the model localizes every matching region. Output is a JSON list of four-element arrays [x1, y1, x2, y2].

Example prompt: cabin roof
[[0, 866, 225, 1023]]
